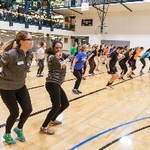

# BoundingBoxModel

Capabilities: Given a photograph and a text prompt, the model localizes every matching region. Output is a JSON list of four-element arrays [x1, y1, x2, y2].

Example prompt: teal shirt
[[141, 52, 149, 59]]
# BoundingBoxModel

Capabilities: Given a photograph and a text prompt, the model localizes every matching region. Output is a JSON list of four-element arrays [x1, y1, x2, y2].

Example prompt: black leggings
[[0, 85, 32, 133], [37, 59, 44, 75], [82, 62, 87, 75], [140, 58, 146, 69], [119, 61, 128, 74], [73, 69, 82, 89], [88, 58, 96, 74], [128, 59, 136, 70], [42, 82, 69, 127]]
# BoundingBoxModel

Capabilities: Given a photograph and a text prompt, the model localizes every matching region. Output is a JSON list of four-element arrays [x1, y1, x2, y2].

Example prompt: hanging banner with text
[[81, 0, 89, 11]]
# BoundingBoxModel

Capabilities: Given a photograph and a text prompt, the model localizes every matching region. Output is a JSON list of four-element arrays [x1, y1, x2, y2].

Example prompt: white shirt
[[36, 47, 45, 59]]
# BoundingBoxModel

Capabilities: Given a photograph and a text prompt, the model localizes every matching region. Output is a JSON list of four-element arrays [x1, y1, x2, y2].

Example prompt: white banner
[[81, 0, 89, 11]]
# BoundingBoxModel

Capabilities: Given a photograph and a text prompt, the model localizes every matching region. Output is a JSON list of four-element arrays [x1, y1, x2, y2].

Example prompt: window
[[64, 38, 68, 43]]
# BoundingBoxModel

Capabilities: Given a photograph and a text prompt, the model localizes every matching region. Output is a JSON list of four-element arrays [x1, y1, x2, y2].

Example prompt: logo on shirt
[[17, 61, 24, 65]]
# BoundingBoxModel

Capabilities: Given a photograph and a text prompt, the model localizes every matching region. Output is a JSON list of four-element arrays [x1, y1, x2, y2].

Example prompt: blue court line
[[69, 116, 150, 150]]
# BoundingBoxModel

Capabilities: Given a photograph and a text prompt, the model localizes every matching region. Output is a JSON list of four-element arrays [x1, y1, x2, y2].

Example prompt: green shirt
[[70, 46, 77, 55]]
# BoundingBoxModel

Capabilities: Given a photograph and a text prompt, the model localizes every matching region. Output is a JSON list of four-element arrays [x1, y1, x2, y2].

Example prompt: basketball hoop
[[95, 25, 108, 35]]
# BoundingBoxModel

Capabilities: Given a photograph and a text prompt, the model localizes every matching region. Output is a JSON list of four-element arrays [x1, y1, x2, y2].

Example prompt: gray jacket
[[0, 48, 33, 90], [46, 53, 73, 85]]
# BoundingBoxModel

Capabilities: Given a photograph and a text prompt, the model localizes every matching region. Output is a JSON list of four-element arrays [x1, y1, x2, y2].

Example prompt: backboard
[[95, 25, 108, 34]]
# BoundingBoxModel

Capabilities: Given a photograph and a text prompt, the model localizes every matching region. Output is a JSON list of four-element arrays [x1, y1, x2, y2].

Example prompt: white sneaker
[[88, 73, 93, 76], [140, 71, 144, 76], [105, 85, 113, 90]]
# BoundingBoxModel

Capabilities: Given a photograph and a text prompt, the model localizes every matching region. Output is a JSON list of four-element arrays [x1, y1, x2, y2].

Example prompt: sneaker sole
[[17, 137, 25, 141], [72, 92, 79, 94], [48, 123, 62, 126], [3, 136, 16, 144], [105, 86, 113, 90], [39, 130, 54, 135]]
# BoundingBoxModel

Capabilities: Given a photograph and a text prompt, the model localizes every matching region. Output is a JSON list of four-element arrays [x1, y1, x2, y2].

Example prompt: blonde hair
[[80, 44, 87, 52], [2, 30, 29, 53]]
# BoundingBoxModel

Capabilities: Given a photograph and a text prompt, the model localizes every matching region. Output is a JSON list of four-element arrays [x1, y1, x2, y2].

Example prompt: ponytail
[[2, 39, 16, 53]]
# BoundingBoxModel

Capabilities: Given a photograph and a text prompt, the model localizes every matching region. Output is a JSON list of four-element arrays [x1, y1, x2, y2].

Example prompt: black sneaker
[[127, 75, 133, 79], [39, 74, 43, 77], [118, 77, 125, 81], [72, 89, 79, 94], [132, 72, 135, 75]]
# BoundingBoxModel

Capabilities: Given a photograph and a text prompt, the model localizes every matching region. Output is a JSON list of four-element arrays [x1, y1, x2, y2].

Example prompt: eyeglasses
[[23, 38, 33, 41]]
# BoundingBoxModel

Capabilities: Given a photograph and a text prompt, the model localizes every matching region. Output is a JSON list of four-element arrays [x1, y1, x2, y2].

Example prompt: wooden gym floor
[[0, 58, 150, 150]]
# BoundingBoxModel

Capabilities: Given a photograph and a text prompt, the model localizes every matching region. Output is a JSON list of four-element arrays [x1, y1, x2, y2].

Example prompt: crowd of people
[[70, 42, 150, 91], [0, 32, 150, 145]]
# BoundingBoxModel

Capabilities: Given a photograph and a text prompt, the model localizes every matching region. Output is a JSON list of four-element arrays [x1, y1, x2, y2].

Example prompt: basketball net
[[95, 26, 108, 35]]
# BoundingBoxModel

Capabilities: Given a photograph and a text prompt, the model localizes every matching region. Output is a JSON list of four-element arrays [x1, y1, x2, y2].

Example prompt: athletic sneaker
[[3, 133, 16, 144], [105, 85, 113, 90], [49, 120, 62, 126], [40, 127, 54, 135], [140, 71, 144, 76], [88, 73, 93, 76], [39, 74, 43, 77], [14, 127, 25, 141], [77, 89, 82, 94], [121, 77, 125, 81], [82, 76, 86, 80], [127, 75, 133, 79], [36, 74, 40, 77], [132, 72, 135, 75], [118, 77, 125, 81], [72, 89, 79, 94]]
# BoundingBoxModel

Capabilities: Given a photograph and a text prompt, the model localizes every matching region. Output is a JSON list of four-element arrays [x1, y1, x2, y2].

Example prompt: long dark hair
[[45, 41, 63, 55], [40, 42, 45, 47], [146, 48, 150, 52]]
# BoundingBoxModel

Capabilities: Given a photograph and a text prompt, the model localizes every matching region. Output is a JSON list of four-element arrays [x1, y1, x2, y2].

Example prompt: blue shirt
[[141, 52, 149, 59], [109, 48, 114, 53], [74, 52, 87, 70]]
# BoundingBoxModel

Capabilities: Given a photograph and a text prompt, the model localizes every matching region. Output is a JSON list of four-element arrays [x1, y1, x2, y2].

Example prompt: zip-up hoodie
[[46, 52, 73, 85], [0, 48, 33, 90]]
